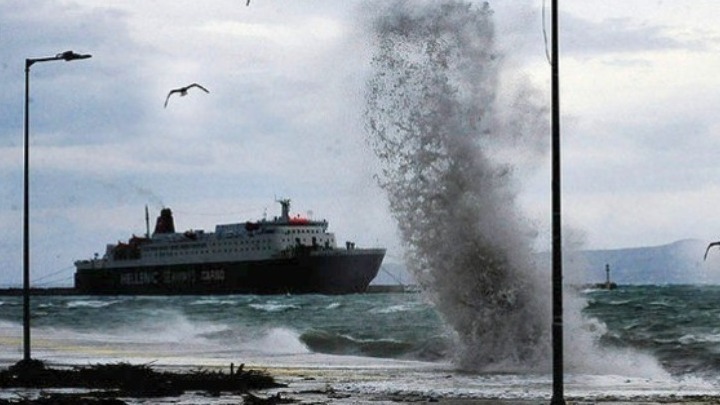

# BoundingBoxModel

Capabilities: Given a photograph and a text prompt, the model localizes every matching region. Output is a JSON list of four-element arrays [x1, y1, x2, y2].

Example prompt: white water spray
[[363, 0, 669, 377], [363, 0, 550, 371]]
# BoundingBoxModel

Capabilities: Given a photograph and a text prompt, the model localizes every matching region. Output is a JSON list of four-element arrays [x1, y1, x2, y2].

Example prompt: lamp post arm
[[26, 51, 91, 68], [26, 56, 60, 68]]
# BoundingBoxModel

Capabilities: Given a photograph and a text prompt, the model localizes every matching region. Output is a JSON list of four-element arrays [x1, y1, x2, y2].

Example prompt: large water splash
[[363, 0, 551, 371]]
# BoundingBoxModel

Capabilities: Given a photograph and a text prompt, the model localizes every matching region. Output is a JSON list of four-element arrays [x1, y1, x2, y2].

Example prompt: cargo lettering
[[120, 271, 158, 285], [163, 270, 195, 284], [120, 269, 221, 286], [201, 269, 225, 282]]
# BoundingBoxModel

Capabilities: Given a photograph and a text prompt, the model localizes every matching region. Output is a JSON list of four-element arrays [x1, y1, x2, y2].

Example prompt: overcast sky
[[2, 0, 720, 286]]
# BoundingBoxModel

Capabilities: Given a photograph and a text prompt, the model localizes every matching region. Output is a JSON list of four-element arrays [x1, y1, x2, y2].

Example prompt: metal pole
[[550, 0, 565, 404], [21, 51, 91, 364], [22, 60, 31, 362]]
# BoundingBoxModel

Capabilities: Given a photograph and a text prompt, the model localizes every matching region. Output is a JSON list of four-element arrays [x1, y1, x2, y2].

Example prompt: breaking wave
[[300, 329, 449, 361]]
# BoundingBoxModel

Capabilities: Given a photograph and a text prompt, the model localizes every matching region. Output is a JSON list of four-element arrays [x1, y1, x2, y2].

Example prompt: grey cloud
[[560, 13, 704, 56], [0, 0, 151, 147]]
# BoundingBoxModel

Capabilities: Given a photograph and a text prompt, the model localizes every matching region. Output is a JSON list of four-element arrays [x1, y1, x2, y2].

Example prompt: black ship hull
[[74, 249, 384, 295]]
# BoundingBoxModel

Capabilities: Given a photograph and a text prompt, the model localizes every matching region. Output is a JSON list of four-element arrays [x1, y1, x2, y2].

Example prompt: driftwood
[[0, 359, 286, 404]]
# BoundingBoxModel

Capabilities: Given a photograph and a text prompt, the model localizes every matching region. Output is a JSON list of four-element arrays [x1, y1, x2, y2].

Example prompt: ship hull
[[74, 249, 385, 295]]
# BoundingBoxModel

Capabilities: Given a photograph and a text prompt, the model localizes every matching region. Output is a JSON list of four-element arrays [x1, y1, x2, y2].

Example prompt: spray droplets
[[364, 0, 550, 371]]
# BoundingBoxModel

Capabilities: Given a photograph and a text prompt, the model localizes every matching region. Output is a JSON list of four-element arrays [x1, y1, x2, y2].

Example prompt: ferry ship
[[74, 200, 385, 295]]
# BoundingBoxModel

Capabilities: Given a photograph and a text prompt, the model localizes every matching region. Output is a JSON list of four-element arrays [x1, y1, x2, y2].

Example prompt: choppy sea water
[[1, 286, 719, 402]]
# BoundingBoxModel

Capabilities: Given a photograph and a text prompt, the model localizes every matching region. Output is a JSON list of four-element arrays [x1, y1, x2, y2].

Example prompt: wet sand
[[2, 357, 719, 404], [2, 369, 720, 404], [266, 369, 720, 404]]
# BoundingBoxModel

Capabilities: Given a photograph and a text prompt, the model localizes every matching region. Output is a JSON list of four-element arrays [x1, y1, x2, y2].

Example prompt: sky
[[2, 0, 720, 286]]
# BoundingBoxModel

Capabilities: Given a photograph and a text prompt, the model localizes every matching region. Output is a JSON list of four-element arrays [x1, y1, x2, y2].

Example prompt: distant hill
[[373, 239, 720, 286], [571, 239, 718, 285]]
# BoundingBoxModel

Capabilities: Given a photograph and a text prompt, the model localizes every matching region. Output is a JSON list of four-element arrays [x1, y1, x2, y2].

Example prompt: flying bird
[[704, 241, 720, 260], [164, 83, 210, 108], [246, 0, 250, 5]]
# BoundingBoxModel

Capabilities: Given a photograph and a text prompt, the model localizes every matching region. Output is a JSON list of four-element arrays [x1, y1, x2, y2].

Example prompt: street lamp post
[[22, 50, 91, 363], [549, 1, 566, 404]]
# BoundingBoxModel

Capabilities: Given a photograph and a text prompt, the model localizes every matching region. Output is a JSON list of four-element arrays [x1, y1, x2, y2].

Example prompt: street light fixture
[[22, 50, 91, 364]]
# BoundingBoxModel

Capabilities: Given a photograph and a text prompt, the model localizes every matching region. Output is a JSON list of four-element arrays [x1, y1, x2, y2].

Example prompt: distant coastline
[[0, 287, 79, 296]]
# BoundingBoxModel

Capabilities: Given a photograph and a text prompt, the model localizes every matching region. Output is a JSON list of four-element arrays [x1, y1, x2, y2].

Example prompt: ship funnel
[[153, 208, 176, 234], [278, 199, 291, 222]]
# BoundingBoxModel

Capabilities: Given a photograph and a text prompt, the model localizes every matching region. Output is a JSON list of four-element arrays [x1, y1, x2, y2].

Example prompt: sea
[[1, 285, 720, 403]]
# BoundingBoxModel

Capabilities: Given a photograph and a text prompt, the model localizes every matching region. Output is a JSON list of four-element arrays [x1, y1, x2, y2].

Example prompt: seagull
[[704, 241, 720, 260], [164, 83, 210, 108]]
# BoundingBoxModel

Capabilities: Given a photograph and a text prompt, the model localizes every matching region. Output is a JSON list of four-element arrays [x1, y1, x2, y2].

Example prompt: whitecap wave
[[66, 299, 120, 309], [244, 328, 310, 355], [249, 302, 300, 313], [370, 304, 414, 314]]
